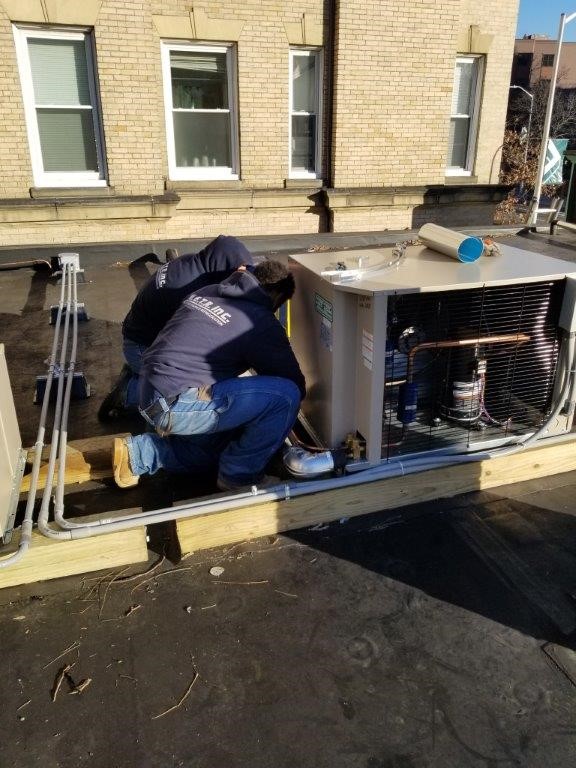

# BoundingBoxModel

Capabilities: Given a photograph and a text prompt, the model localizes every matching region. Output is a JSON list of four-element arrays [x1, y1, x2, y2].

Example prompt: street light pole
[[509, 85, 534, 164], [528, 11, 576, 228]]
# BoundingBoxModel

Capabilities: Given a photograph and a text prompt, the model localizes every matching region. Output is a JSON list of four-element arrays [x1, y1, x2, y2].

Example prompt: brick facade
[[0, 0, 519, 247]]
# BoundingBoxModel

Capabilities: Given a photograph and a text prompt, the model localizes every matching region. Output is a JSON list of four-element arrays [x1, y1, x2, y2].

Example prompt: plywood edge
[[0, 519, 148, 590], [20, 433, 129, 493], [176, 439, 576, 554]]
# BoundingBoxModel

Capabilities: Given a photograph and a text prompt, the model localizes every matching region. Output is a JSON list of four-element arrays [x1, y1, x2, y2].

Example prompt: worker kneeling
[[112, 260, 305, 492]]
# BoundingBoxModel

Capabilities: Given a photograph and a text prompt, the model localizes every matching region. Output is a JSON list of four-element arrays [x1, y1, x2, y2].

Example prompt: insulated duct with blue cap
[[418, 223, 484, 263]]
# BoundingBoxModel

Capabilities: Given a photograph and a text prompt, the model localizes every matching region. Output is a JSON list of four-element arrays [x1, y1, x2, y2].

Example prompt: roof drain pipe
[[0, 264, 70, 566], [41, 329, 576, 540]]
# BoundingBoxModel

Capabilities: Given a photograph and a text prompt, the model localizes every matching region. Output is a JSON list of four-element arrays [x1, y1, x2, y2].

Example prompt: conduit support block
[[34, 372, 91, 403], [49, 303, 89, 324], [53, 251, 86, 283]]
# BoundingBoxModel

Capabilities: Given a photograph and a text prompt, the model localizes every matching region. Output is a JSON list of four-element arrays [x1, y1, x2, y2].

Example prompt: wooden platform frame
[[175, 438, 576, 554], [0, 522, 149, 590], [12, 433, 576, 578]]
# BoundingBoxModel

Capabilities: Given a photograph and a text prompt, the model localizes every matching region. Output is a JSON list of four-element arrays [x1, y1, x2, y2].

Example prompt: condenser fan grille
[[382, 280, 564, 459]]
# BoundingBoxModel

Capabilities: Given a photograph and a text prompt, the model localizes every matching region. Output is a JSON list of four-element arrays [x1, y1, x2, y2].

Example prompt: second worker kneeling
[[112, 260, 306, 492]]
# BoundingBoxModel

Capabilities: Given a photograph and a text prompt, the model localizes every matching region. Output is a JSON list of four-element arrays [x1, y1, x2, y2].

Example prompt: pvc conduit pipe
[[419, 223, 484, 263], [36, 265, 75, 540], [53, 265, 79, 529]]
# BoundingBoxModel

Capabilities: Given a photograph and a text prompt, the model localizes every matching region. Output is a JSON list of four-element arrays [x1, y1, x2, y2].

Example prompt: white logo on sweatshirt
[[156, 264, 169, 288], [186, 295, 232, 326]]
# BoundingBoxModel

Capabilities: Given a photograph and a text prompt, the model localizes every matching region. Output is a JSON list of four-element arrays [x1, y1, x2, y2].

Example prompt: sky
[[517, 0, 576, 42]]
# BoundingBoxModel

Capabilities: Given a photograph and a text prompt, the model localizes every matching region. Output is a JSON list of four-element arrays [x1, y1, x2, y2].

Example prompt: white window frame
[[13, 25, 107, 188], [446, 55, 484, 177], [289, 47, 323, 180], [161, 41, 239, 181]]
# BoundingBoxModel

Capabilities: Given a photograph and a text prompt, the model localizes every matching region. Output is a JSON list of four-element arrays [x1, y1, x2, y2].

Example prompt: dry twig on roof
[[130, 565, 194, 595], [69, 678, 92, 695], [42, 641, 80, 669], [51, 662, 76, 702], [151, 669, 199, 720], [98, 565, 132, 619]]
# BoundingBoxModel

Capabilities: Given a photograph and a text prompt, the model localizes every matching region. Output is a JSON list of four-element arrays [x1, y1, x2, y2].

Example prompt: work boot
[[112, 437, 139, 488], [98, 364, 132, 422], [216, 474, 281, 493]]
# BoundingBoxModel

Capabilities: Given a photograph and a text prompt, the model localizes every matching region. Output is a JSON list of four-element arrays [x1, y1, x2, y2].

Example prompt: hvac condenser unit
[[288, 242, 576, 467], [0, 344, 24, 541]]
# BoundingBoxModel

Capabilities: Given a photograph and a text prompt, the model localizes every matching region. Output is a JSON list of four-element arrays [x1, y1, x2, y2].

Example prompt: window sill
[[165, 179, 243, 191], [444, 175, 478, 185], [284, 178, 323, 189], [30, 186, 116, 199]]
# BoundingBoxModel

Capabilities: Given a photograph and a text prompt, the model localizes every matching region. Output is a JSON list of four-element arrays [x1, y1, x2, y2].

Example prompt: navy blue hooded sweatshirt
[[139, 270, 306, 406], [122, 235, 254, 347]]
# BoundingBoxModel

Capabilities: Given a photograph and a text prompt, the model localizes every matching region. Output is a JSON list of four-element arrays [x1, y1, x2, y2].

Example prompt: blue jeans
[[122, 338, 148, 408], [127, 376, 301, 486]]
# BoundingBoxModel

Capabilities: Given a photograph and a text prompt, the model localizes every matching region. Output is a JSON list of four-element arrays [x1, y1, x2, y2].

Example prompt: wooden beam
[[175, 439, 576, 555], [20, 433, 128, 492], [0, 520, 148, 590]]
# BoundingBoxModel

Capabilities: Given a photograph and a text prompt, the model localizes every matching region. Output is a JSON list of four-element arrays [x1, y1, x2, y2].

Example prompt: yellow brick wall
[[331, 0, 520, 188], [0, 0, 519, 245], [331, 1, 460, 188], [95, 1, 166, 194], [459, 0, 520, 184], [0, 7, 34, 195]]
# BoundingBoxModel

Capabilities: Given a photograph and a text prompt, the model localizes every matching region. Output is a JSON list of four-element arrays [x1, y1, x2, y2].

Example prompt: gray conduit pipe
[[36, 264, 77, 541], [53, 262, 79, 529], [0, 264, 70, 566]]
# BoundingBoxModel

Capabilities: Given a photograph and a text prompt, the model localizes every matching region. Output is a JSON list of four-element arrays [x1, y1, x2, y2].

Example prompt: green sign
[[543, 138, 569, 184]]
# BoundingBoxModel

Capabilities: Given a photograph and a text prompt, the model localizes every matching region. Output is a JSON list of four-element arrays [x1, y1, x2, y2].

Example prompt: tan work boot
[[112, 437, 139, 488]]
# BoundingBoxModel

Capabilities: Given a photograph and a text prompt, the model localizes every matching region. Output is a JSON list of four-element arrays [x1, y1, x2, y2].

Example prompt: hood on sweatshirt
[[218, 269, 273, 309]]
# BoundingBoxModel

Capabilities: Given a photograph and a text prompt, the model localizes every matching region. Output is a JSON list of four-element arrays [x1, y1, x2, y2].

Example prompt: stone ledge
[[325, 184, 509, 210], [175, 187, 323, 211], [0, 192, 180, 223]]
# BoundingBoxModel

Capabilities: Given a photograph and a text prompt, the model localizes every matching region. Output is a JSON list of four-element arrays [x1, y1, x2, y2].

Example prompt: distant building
[[513, 35, 576, 89], [0, 0, 519, 248]]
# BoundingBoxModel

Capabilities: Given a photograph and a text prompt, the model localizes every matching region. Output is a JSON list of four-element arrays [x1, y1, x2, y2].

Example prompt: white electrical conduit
[[0, 264, 70, 566], [6, 261, 576, 555]]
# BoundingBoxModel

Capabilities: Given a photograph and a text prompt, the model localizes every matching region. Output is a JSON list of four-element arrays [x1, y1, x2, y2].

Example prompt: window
[[289, 48, 322, 178], [13, 26, 106, 187], [161, 42, 238, 180], [446, 56, 484, 175], [542, 53, 554, 67]]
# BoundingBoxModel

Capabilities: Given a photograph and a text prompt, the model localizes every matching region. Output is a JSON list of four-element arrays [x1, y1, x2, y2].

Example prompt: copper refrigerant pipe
[[406, 334, 531, 383]]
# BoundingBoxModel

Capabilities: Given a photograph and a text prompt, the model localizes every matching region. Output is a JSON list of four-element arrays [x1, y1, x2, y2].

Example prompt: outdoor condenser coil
[[288, 242, 576, 467]]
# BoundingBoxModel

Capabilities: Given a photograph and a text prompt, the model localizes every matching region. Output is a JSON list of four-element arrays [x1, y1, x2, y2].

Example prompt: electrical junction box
[[288, 242, 576, 466]]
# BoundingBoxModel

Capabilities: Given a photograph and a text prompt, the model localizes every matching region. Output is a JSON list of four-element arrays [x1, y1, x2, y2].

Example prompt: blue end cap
[[457, 236, 484, 263]]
